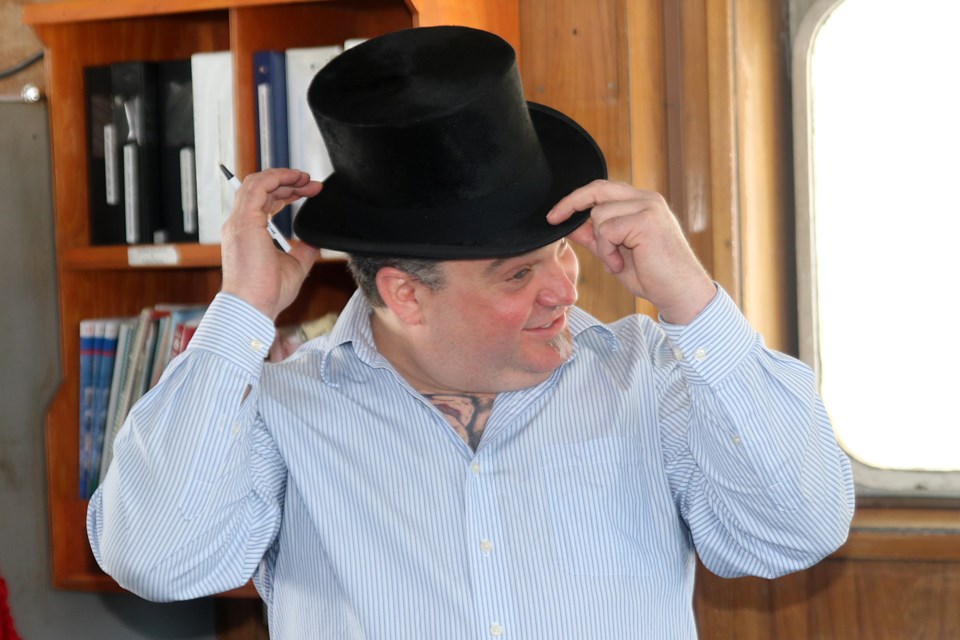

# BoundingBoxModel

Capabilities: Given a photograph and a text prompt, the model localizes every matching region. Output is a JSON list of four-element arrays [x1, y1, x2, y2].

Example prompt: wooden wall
[[518, 0, 639, 322], [519, 0, 795, 347]]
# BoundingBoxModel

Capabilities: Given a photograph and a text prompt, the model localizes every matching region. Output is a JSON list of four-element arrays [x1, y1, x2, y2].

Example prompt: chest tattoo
[[425, 392, 495, 451]]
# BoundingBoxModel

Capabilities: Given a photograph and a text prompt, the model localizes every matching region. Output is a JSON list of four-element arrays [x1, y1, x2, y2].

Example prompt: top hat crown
[[293, 25, 607, 259]]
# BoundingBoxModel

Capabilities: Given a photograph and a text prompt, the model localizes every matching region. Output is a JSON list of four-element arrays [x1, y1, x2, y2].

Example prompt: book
[[78, 319, 98, 497], [143, 310, 169, 391], [85, 318, 121, 497], [85, 64, 126, 245], [157, 59, 198, 243], [254, 50, 292, 237], [111, 61, 162, 244], [133, 308, 168, 400], [191, 51, 236, 244], [285, 45, 342, 224], [98, 307, 154, 482], [96, 305, 206, 484], [99, 317, 137, 485], [171, 316, 201, 357], [148, 304, 206, 388]]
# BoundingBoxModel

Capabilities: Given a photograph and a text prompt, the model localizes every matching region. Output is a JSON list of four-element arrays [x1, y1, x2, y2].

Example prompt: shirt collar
[[567, 304, 618, 350]]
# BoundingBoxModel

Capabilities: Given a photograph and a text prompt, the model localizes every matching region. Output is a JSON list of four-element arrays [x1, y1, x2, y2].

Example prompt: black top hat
[[293, 25, 607, 259]]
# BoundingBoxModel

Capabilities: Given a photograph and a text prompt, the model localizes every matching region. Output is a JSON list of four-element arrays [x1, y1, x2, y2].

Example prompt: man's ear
[[375, 267, 424, 325]]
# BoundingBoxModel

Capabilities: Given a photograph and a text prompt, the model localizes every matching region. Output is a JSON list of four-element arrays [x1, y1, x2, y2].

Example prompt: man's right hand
[[219, 168, 323, 321]]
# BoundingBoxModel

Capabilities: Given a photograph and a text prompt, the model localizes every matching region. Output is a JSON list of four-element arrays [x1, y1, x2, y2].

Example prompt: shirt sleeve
[[656, 286, 855, 579], [86, 292, 287, 601]]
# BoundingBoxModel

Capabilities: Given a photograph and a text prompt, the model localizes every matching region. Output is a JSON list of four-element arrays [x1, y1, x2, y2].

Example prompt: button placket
[[465, 455, 515, 640]]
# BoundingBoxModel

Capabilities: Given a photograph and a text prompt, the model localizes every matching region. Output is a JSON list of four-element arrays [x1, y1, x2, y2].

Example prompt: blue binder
[[253, 50, 292, 237]]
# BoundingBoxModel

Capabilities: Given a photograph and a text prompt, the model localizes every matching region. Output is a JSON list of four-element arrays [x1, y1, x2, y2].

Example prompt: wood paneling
[[696, 557, 960, 639], [215, 599, 269, 640], [659, 0, 795, 352], [733, 0, 796, 353], [519, 0, 644, 323]]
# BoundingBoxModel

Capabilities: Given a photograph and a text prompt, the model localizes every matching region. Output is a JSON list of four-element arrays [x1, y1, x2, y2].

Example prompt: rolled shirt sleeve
[[657, 287, 855, 578], [87, 293, 287, 600]]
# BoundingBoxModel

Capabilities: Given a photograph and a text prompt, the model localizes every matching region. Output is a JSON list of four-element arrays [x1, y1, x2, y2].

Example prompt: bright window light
[[808, 0, 960, 472]]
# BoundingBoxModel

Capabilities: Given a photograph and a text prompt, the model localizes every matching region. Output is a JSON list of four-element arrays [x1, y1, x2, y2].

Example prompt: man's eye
[[510, 268, 531, 281]]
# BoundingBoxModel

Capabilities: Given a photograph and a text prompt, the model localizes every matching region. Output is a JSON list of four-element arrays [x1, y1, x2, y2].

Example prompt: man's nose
[[537, 258, 578, 308]]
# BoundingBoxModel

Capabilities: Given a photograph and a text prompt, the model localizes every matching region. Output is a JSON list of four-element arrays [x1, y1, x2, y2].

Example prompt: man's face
[[411, 239, 580, 393]]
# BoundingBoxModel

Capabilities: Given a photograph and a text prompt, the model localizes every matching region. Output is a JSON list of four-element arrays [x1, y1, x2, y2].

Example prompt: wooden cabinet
[[23, 0, 519, 594]]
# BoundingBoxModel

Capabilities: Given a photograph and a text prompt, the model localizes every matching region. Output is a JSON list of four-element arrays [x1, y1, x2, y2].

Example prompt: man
[[88, 26, 854, 638]]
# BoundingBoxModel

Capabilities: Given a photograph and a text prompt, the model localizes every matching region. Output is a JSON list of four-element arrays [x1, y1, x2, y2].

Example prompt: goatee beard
[[547, 329, 574, 362]]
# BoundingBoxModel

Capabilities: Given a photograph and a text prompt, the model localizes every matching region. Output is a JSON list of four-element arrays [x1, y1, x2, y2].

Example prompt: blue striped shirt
[[88, 286, 854, 639]]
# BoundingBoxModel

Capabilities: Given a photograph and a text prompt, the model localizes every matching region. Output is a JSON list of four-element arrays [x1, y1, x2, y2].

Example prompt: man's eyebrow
[[483, 257, 511, 275]]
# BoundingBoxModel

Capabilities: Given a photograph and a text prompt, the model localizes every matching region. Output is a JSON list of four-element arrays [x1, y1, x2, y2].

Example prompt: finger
[[592, 216, 628, 274], [244, 167, 313, 190], [546, 180, 642, 225], [265, 182, 322, 217], [565, 216, 626, 275], [244, 171, 321, 207], [565, 219, 598, 254]]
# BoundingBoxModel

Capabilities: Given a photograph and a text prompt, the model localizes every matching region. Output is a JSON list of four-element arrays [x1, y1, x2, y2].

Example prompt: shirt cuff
[[659, 285, 757, 385], [186, 292, 276, 377]]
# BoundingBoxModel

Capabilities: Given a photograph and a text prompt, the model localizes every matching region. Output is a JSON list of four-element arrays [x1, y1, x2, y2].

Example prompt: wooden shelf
[[59, 244, 349, 270], [833, 505, 960, 563], [23, 0, 292, 24], [24, 0, 519, 596], [62, 244, 222, 270]]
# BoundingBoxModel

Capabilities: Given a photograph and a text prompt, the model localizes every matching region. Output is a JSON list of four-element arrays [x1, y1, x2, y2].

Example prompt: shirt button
[[489, 623, 504, 637], [673, 347, 684, 361], [470, 461, 481, 476], [732, 435, 742, 445], [250, 338, 264, 352], [479, 539, 494, 555], [694, 348, 708, 361]]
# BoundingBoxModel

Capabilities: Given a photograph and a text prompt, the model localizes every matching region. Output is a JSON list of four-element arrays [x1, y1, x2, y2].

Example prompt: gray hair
[[347, 255, 447, 307]]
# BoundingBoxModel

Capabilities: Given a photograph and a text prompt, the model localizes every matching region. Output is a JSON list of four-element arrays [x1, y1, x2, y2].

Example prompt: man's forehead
[[432, 239, 567, 279], [482, 239, 566, 274]]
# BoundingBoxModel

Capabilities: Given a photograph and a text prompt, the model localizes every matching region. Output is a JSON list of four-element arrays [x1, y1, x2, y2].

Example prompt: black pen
[[218, 163, 292, 253]]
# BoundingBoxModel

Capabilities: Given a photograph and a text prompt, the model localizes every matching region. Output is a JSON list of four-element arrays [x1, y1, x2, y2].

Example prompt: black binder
[[110, 61, 161, 244], [85, 64, 125, 245], [158, 59, 198, 243]]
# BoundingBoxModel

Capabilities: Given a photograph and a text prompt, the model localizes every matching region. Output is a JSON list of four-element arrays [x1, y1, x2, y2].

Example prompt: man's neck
[[370, 309, 495, 450], [423, 392, 495, 451]]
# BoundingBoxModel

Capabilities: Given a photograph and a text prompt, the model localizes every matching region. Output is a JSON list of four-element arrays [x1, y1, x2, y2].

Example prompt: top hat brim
[[293, 101, 607, 259]]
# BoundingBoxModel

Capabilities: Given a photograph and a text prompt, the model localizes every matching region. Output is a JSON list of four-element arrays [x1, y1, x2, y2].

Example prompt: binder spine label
[[257, 83, 273, 169], [104, 124, 119, 205], [179, 147, 197, 233], [123, 143, 139, 243]]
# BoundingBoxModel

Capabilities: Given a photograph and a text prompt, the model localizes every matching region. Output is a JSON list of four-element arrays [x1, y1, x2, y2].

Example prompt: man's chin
[[547, 329, 574, 362]]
